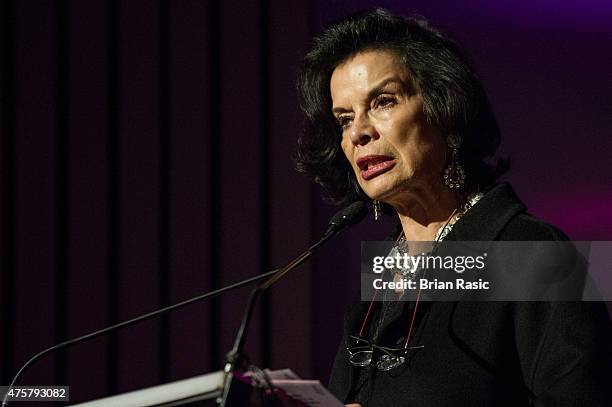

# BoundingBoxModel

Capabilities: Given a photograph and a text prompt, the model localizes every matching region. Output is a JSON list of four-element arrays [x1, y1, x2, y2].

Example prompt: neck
[[391, 186, 459, 241]]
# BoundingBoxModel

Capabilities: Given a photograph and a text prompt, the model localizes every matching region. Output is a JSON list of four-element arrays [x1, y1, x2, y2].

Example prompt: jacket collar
[[445, 182, 527, 242]]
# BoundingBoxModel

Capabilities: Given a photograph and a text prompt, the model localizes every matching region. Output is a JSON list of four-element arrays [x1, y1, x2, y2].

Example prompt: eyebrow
[[332, 77, 407, 115]]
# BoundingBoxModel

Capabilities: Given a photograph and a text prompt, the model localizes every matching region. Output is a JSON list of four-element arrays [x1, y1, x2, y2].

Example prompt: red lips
[[356, 155, 396, 180]]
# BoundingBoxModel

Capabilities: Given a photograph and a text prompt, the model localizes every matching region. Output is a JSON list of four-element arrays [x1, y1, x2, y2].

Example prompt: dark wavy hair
[[296, 8, 508, 206]]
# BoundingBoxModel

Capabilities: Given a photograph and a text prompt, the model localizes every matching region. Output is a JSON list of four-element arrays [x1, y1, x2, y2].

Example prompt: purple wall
[[1, 0, 610, 403]]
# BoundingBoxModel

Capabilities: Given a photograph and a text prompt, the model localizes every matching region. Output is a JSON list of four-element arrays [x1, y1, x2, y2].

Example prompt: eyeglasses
[[347, 335, 424, 371]]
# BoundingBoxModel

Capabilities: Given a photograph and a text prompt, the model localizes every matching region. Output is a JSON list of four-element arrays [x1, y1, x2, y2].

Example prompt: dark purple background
[[1, 0, 610, 404]]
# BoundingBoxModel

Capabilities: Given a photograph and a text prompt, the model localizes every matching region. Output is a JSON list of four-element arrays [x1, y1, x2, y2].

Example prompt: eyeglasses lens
[[376, 354, 405, 371], [348, 350, 373, 366]]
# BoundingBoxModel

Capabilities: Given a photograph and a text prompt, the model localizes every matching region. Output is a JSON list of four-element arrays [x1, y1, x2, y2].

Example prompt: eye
[[373, 94, 397, 110], [336, 115, 353, 130]]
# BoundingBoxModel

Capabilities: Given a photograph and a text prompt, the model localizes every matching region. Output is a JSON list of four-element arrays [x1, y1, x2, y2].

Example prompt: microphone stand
[[218, 231, 336, 406]]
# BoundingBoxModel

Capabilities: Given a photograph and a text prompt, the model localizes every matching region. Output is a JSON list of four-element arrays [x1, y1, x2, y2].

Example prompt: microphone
[[2, 202, 369, 406], [324, 200, 368, 238]]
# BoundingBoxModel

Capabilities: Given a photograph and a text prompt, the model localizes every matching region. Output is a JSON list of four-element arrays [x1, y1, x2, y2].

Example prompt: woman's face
[[330, 50, 447, 205]]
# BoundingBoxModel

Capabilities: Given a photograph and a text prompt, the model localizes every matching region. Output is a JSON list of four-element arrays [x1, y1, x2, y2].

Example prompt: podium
[[69, 371, 224, 407], [67, 369, 339, 407]]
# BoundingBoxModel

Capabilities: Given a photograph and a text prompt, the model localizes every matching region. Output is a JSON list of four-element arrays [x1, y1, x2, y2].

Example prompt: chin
[[360, 178, 403, 201], [361, 185, 395, 202], [359, 170, 408, 199]]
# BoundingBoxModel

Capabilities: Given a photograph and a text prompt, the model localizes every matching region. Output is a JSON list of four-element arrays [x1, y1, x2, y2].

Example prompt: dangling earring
[[443, 136, 465, 190], [372, 200, 382, 221]]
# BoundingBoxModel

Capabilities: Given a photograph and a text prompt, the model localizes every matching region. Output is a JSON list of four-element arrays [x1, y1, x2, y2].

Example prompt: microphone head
[[326, 201, 368, 236]]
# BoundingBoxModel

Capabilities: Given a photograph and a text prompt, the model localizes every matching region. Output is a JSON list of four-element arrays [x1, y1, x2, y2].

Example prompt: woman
[[296, 9, 610, 407]]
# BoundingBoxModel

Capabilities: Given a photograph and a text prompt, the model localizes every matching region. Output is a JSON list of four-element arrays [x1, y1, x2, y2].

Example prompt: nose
[[349, 113, 378, 146]]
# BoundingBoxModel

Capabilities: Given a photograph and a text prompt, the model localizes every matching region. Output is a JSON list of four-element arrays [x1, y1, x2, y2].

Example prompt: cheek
[[423, 129, 447, 166], [413, 137, 447, 177], [392, 135, 442, 176], [340, 136, 355, 167]]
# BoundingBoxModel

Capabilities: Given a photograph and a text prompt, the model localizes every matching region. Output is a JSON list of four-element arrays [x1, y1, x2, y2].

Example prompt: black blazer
[[329, 183, 611, 406]]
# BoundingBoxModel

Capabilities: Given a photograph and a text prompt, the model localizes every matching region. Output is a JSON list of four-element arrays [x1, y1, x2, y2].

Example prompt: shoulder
[[450, 183, 572, 242], [498, 212, 570, 241]]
